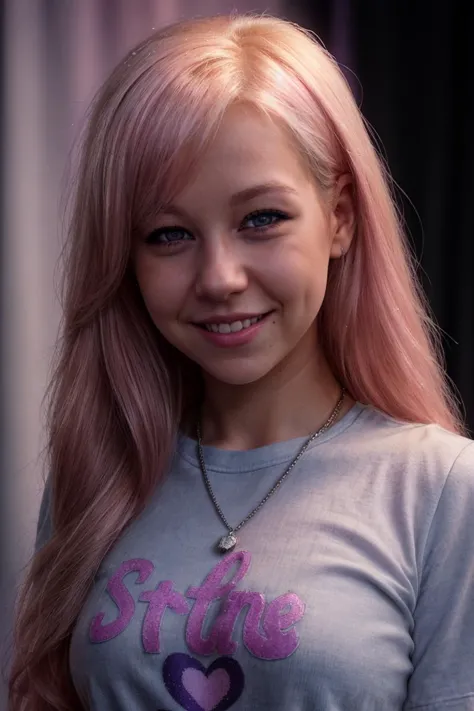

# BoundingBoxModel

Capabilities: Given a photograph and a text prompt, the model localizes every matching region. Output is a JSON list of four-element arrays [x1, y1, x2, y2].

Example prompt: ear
[[328, 174, 356, 259]]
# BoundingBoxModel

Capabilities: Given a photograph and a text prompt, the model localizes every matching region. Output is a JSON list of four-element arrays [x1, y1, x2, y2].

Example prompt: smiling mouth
[[203, 315, 264, 333], [194, 311, 273, 334]]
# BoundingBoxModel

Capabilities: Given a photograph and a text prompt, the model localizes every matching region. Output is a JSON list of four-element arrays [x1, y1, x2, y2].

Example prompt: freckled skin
[[133, 104, 355, 445]]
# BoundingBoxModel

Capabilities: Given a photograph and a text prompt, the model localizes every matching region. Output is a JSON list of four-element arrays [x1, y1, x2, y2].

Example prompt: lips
[[203, 315, 265, 334], [193, 311, 272, 330], [192, 311, 273, 348]]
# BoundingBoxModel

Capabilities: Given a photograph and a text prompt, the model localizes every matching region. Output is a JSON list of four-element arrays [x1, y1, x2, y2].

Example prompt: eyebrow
[[229, 182, 299, 206], [160, 182, 299, 216]]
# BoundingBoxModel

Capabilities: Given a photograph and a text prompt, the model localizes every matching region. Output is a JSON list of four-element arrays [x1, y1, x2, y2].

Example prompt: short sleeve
[[404, 441, 474, 710], [35, 476, 53, 553]]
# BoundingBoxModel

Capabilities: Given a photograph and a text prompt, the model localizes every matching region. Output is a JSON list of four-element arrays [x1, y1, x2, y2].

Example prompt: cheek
[[135, 261, 188, 325], [265, 246, 327, 305]]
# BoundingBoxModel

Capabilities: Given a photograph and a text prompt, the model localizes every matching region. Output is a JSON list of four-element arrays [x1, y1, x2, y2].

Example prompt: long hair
[[8, 12, 466, 710]]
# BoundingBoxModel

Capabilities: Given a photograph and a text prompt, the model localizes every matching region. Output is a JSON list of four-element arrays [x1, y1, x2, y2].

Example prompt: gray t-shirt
[[36, 402, 474, 710]]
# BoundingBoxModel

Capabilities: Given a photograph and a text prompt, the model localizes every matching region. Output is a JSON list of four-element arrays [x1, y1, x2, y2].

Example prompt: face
[[133, 104, 353, 386]]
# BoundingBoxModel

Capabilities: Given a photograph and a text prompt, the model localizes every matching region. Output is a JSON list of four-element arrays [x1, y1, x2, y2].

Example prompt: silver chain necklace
[[196, 388, 346, 553]]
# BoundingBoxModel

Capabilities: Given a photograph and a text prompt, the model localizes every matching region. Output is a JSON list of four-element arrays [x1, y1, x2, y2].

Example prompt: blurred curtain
[[0, 0, 283, 703], [298, 0, 474, 434]]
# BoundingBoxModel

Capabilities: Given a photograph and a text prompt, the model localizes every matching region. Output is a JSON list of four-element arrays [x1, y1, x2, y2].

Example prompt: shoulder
[[352, 403, 473, 473], [353, 406, 474, 572], [343, 404, 474, 508]]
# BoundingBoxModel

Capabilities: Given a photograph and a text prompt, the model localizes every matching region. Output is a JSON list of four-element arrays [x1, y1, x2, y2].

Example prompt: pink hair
[[8, 12, 466, 710]]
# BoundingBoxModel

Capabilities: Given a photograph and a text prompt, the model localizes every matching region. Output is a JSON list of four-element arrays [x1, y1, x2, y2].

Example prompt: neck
[[198, 337, 354, 450]]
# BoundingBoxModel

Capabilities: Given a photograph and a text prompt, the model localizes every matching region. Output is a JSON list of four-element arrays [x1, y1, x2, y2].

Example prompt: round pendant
[[217, 532, 237, 553]]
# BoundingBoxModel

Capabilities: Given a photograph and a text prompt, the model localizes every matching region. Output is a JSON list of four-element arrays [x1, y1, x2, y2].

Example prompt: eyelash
[[144, 209, 290, 248]]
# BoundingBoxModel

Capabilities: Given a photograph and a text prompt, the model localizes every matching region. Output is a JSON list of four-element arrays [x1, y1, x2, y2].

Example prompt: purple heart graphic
[[163, 653, 244, 711]]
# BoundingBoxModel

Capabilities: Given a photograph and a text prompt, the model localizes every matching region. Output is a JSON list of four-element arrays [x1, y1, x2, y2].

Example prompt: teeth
[[205, 315, 263, 333]]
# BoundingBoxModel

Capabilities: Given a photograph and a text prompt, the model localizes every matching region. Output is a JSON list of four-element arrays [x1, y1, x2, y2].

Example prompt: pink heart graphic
[[163, 653, 244, 711], [182, 668, 230, 711]]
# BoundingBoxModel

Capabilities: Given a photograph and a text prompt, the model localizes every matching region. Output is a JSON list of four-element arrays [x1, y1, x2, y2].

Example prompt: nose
[[194, 240, 248, 301]]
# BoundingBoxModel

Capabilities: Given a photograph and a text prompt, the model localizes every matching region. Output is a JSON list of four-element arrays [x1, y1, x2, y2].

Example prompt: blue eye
[[144, 228, 193, 246], [144, 209, 289, 248], [242, 209, 289, 232]]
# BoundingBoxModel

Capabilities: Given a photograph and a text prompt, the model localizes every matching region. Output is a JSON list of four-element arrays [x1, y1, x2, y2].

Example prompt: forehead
[[173, 105, 311, 205], [206, 104, 305, 169]]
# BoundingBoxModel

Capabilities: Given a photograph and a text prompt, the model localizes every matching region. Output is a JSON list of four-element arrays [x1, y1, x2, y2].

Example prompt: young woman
[[9, 12, 474, 711]]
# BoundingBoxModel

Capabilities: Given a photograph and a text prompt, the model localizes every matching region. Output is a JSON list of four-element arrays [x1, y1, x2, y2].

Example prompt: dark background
[[300, 0, 474, 433]]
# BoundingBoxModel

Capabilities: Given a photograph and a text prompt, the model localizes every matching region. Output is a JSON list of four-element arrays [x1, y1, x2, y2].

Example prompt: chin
[[200, 362, 275, 387]]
